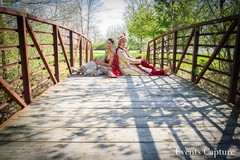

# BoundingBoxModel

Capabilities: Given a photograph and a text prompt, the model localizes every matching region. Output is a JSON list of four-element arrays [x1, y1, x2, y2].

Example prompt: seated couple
[[72, 33, 170, 77]]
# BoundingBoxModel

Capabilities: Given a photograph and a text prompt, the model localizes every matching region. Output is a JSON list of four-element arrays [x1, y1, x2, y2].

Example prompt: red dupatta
[[109, 48, 122, 77]]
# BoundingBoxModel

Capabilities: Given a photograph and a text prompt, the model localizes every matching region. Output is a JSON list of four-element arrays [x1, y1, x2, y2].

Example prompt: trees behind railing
[[146, 15, 240, 107], [0, 7, 93, 122]]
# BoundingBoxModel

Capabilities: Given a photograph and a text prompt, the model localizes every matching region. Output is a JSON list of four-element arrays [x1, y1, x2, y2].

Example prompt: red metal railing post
[[161, 37, 164, 69], [79, 36, 83, 66], [85, 40, 89, 63], [90, 42, 93, 61], [17, 16, 32, 104], [191, 27, 199, 82], [153, 40, 157, 67], [53, 25, 60, 82], [228, 19, 240, 106], [70, 31, 74, 67], [172, 31, 177, 73], [146, 43, 150, 63]]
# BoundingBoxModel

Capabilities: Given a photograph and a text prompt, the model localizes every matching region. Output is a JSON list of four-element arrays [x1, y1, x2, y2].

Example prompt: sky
[[97, 0, 125, 36]]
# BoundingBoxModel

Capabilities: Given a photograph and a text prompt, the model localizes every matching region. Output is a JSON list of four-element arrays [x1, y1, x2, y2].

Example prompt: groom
[[108, 33, 169, 77]]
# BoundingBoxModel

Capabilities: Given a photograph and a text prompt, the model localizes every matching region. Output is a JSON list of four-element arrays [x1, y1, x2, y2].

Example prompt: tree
[[84, 0, 102, 38], [2, 0, 103, 40], [126, 2, 161, 52], [74, 0, 84, 34], [106, 25, 127, 43]]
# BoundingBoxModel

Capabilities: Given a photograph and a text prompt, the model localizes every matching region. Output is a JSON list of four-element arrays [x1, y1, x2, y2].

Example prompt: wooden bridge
[[0, 7, 240, 159]]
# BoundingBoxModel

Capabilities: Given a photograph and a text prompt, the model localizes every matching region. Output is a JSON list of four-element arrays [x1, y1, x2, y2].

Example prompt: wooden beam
[[174, 28, 195, 74], [26, 19, 57, 84], [194, 20, 238, 84], [228, 19, 240, 105], [58, 29, 72, 74], [0, 76, 27, 108], [17, 16, 32, 104], [53, 25, 60, 82]]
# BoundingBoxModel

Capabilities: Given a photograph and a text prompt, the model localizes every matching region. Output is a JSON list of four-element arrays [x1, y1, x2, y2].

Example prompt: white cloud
[[98, 0, 125, 36]]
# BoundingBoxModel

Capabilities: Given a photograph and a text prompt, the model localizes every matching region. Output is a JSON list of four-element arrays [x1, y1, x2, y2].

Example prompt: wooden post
[[228, 19, 240, 106], [69, 31, 74, 67], [53, 25, 60, 82], [191, 27, 199, 82], [17, 16, 32, 104], [172, 31, 177, 73]]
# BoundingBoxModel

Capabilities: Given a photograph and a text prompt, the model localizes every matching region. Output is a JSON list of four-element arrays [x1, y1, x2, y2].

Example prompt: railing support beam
[[174, 28, 195, 74], [228, 19, 240, 106], [17, 16, 32, 104], [79, 36, 83, 66], [58, 29, 72, 74], [0, 76, 27, 108], [70, 31, 74, 67], [26, 19, 58, 84], [153, 40, 156, 67], [194, 20, 238, 84], [161, 37, 164, 69], [53, 25, 60, 82], [191, 27, 199, 82], [172, 31, 177, 73]]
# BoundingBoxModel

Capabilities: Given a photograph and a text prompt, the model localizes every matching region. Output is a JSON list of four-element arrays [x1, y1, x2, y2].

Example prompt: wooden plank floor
[[0, 75, 239, 160]]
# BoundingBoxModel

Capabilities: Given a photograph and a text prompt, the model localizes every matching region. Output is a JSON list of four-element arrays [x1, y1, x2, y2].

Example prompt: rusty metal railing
[[146, 15, 240, 106], [0, 7, 93, 119]]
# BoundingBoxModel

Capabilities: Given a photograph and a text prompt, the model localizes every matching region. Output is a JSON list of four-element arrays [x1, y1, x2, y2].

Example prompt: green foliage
[[93, 50, 145, 59], [93, 42, 106, 50], [193, 67, 199, 76], [127, 2, 161, 38]]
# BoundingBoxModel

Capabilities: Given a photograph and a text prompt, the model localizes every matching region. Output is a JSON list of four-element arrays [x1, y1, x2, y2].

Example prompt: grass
[[93, 50, 146, 59]]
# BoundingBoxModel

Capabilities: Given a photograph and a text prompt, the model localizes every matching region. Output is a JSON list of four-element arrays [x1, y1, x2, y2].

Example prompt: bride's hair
[[108, 38, 114, 44], [107, 38, 115, 51]]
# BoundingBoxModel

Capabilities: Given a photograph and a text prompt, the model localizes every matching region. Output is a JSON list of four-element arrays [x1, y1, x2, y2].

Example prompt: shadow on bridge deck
[[0, 75, 239, 160]]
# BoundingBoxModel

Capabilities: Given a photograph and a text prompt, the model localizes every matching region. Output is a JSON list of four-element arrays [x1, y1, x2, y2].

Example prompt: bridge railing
[[0, 7, 93, 118], [146, 15, 240, 106]]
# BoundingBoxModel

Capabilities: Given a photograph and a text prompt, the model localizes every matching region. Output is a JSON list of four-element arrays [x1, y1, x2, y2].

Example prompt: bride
[[72, 38, 115, 76]]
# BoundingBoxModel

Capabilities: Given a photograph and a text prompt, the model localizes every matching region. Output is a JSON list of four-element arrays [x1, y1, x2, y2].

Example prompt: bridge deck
[[0, 75, 239, 160]]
